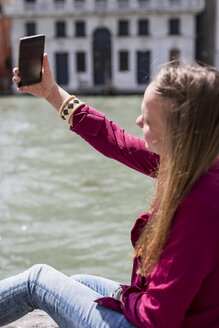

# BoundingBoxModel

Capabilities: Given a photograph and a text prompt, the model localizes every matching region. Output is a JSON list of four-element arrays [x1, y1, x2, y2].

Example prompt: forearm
[[71, 106, 159, 176], [45, 83, 70, 112], [44, 85, 159, 175]]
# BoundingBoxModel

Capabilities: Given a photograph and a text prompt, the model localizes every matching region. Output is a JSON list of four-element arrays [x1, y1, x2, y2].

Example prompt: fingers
[[42, 53, 48, 71], [43, 52, 48, 63], [12, 71, 26, 93], [13, 67, 19, 75], [12, 53, 53, 96], [12, 67, 20, 86], [42, 53, 52, 76], [17, 86, 28, 93], [12, 75, 20, 84]]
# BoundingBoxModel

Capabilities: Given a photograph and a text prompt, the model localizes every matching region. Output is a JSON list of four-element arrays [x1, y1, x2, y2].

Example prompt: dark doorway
[[137, 51, 151, 85], [55, 53, 69, 85], [93, 29, 111, 86]]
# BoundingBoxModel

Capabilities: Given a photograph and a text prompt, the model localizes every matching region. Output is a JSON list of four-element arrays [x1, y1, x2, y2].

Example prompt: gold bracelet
[[58, 95, 76, 119], [59, 96, 85, 124]]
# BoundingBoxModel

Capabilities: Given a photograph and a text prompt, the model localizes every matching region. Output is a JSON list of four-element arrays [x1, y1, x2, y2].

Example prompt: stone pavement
[[2, 310, 58, 328]]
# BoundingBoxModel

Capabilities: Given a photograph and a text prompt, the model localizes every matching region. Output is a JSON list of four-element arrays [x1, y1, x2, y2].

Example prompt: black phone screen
[[18, 34, 45, 87]]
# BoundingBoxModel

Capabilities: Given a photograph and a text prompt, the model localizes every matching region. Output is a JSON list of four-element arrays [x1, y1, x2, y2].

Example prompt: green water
[[0, 95, 155, 284]]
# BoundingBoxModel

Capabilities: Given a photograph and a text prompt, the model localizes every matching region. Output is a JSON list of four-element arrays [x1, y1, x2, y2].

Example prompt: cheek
[[142, 126, 153, 141], [142, 124, 166, 155]]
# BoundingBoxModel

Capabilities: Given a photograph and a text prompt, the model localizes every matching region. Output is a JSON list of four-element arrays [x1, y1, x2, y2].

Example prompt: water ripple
[[0, 95, 155, 283]]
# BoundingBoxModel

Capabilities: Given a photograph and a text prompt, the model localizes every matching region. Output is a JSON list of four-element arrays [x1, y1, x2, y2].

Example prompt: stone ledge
[[2, 310, 58, 328]]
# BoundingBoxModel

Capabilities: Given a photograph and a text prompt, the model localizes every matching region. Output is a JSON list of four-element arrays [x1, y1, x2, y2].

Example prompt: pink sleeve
[[70, 105, 159, 177], [120, 199, 219, 328]]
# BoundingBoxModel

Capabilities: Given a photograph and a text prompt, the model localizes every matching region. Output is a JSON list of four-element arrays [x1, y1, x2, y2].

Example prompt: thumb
[[43, 53, 52, 74]]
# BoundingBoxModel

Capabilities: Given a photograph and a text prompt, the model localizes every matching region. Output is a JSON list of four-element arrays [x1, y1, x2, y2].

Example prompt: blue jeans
[[0, 264, 136, 328]]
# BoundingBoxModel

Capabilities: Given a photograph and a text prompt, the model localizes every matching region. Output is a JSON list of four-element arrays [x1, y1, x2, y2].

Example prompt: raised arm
[[70, 105, 159, 176], [13, 54, 159, 176]]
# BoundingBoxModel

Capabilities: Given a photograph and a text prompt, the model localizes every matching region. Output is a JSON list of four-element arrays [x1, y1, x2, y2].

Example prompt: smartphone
[[17, 34, 45, 87]]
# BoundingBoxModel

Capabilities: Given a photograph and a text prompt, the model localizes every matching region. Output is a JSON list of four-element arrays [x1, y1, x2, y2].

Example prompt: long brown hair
[[134, 64, 219, 277]]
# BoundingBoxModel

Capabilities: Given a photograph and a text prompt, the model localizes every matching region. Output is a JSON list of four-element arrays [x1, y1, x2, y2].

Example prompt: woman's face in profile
[[136, 83, 167, 156]]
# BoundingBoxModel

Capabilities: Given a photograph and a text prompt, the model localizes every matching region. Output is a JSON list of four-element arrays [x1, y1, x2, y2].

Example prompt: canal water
[[0, 95, 156, 284]]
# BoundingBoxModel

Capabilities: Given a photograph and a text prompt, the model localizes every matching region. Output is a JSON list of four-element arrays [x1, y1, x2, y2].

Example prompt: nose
[[136, 115, 143, 128]]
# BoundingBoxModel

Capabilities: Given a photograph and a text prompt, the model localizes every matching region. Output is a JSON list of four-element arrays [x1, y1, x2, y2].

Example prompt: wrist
[[46, 83, 70, 112], [58, 96, 85, 124], [45, 82, 58, 102]]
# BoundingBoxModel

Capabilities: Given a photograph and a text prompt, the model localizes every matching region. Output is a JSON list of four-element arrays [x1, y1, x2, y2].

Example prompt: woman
[[0, 54, 218, 327]]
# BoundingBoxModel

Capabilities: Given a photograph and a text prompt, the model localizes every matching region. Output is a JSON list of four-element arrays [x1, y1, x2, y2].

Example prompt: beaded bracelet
[[58, 96, 85, 124], [58, 95, 76, 115]]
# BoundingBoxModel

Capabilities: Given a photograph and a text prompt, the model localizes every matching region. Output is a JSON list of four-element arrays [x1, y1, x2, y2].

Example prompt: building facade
[[0, 0, 12, 93], [196, 0, 216, 67], [196, 0, 219, 71], [4, 0, 205, 93], [215, 0, 219, 69]]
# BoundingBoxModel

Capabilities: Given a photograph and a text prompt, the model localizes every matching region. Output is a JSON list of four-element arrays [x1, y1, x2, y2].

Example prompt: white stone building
[[4, 0, 205, 93], [196, 0, 219, 70], [214, 0, 219, 69]]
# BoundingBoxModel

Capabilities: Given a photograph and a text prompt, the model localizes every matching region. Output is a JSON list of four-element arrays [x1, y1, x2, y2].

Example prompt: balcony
[[24, 3, 35, 12], [53, 0, 65, 11], [95, 0, 108, 11], [74, 0, 86, 10], [3, 0, 205, 17], [117, 0, 129, 10], [138, 0, 150, 9], [134, 0, 206, 12]]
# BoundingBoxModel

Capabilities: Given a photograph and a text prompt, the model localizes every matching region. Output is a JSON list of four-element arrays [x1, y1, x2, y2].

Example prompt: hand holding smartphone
[[17, 34, 45, 87]]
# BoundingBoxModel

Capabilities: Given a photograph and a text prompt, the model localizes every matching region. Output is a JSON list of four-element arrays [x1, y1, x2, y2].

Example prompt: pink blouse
[[70, 105, 219, 328]]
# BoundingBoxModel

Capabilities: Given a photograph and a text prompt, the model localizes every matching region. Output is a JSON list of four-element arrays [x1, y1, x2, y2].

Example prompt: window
[[56, 53, 69, 85], [76, 52, 86, 72], [95, 0, 107, 10], [75, 21, 85, 37], [118, 20, 129, 36], [169, 18, 180, 35], [74, 0, 85, 9], [117, 0, 129, 9], [25, 22, 36, 36], [54, 0, 65, 9], [137, 51, 151, 84], [169, 0, 180, 4], [119, 51, 129, 71], [138, 19, 149, 36], [24, 0, 35, 11], [138, 0, 149, 8], [169, 49, 180, 66], [56, 21, 66, 37], [93, 28, 111, 85]]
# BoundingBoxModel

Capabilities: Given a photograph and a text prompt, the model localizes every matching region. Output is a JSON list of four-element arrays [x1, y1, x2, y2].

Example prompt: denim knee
[[27, 264, 51, 286], [70, 274, 89, 282]]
